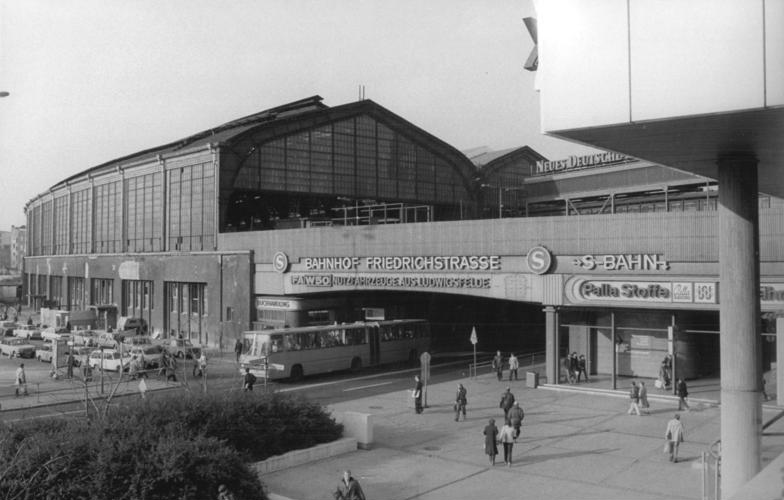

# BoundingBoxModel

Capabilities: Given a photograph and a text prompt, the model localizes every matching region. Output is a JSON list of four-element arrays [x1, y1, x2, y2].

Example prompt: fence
[[468, 351, 545, 379]]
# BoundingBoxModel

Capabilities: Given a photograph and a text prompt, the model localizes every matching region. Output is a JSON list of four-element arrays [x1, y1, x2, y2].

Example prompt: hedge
[[0, 391, 344, 499]]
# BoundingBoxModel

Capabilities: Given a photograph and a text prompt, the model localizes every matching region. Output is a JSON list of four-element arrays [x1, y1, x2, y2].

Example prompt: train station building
[[22, 93, 784, 395]]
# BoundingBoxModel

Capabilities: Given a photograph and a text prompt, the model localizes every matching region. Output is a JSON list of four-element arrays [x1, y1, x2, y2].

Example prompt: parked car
[[88, 349, 132, 372], [130, 344, 166, 369], [1, 321, 17, 337], [0, 338, 36, 358], [165, 338, 202, 359], [121, 317, 148, 336], [71, 330, 99, 347], [13, 325, 42, 341], [41, 328, 72, 342], [37, 344, 54, 363]]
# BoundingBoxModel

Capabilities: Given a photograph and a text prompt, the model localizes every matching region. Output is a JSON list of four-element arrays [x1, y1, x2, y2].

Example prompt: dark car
[[122, 318, 148, 336]]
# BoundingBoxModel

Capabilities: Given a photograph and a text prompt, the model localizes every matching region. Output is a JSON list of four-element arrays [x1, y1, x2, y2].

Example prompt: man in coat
[[492, 350, 503, 381], [665, 414, 685, 462], [500, 386, 515, 419], [676, 378, 690, 411], [334, 470, 366, 500], [508, 401, 525, 439], [412, 375, 423, 414], [454, 383, 467, 421]]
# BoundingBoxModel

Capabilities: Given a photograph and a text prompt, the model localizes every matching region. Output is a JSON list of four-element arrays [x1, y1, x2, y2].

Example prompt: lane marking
[[343, 381, 394, 392]]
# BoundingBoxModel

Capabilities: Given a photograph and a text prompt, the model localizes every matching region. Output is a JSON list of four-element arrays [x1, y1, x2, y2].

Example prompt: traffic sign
[[470, 326, 478, 345]]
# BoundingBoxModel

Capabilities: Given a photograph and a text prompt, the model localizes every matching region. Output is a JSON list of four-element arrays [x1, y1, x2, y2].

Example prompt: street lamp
[[481, 184, 527, 219]]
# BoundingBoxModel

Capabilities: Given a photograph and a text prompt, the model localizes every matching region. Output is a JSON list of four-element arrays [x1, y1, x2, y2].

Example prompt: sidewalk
[[263, 370, 784, 500]]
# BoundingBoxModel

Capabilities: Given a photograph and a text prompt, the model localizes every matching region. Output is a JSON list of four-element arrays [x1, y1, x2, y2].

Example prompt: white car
[[89, 349, 132, 372], [41, 329, 72, 342], [13, 325, 42, 341], [37, 344, 54, 363], [0, 337, 36, 358]]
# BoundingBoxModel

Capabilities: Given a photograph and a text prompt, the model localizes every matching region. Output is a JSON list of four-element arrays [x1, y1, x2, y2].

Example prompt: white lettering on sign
[[298, 255, 502, 272], [290, 274, 492, 290], [572, 254, 669, 271], [256, 299, 294, 310], [535, 152, 628, 174], [365, 256, 501, 271], [304, 257, 360, 270], [570, 279, 718, 305]]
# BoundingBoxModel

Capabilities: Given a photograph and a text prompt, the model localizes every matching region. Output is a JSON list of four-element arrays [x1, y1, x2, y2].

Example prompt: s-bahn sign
[[572, 254, 670, 272]]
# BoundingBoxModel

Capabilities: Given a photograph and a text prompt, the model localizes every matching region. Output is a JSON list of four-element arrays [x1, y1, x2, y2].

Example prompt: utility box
[[526, 371, 539, 389]]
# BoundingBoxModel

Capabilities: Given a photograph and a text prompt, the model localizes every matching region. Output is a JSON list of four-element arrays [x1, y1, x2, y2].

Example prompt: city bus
[[239, 319, 430, 380]]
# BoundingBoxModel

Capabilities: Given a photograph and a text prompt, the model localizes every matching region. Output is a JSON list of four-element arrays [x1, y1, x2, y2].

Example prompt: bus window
[[270, 335, 283, 353], [345, 329, 366, 346]]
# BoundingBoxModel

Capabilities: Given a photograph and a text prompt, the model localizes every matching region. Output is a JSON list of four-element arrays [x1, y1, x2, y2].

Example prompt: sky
[[0, 0, 598, 231]]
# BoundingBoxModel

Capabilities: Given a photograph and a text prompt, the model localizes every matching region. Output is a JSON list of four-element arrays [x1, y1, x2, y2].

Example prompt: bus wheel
[[408, 349, 418, 365], [350, 357, 362, 372], [290, 364, 304, 381]]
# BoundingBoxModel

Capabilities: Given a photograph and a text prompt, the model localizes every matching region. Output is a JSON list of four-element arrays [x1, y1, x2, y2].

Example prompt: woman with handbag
[[483, 418, 499, 466]]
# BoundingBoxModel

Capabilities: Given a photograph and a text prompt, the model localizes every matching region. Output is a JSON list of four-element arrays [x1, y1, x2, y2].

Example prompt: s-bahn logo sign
[[272, 252, 289, 273], [526, 246, 552, 275]]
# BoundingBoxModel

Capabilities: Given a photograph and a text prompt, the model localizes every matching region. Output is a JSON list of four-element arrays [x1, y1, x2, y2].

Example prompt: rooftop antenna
[[358, 85, 366, 101]]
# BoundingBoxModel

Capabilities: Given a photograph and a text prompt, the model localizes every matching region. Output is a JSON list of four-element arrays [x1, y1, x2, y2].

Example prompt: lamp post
[[480, 184, 527, 219]]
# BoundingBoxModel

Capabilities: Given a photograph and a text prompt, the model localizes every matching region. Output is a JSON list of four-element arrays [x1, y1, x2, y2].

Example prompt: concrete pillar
[[718, 155, 762, 497], [544, 306, 559, 384]]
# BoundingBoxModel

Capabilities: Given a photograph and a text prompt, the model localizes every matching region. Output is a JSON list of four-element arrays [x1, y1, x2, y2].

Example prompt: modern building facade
[[531, 0, 784, 496]]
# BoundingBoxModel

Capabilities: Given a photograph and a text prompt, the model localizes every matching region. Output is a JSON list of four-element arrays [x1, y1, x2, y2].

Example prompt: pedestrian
[[562, 356, 574, 384], [483, 418, 499, 466], [577, 354, 589, 382], [762, 374, 770, 401], [639, 381, 650, 414], [164, 354, 178, 382], [492, 350, 503, 381], [499, 418, 516, 467], [569, 352, 579, 383], [243, 367, 257, 391], [627, 380, 641, 416], [14, 363, 27, 397], [665, 413, 685, 462], [196, 351, 207, 378], [508, 401, 525, 439], [661, 355, 673, 388], [454, 383, 467, 421], [217, 483, 236, 500], [508, 353, 519, 381], [676, 378, 690, 411], [499, 386, 515, 419], [66, 351, 75, 379], [234, 338, 243, 363], [412, 375, 423, 414], [333, 470, 366, 500]]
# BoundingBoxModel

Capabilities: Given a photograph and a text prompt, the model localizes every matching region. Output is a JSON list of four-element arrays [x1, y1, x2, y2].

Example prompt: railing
[[701, 440, 720, 500], [468, 350, 545, 379]]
